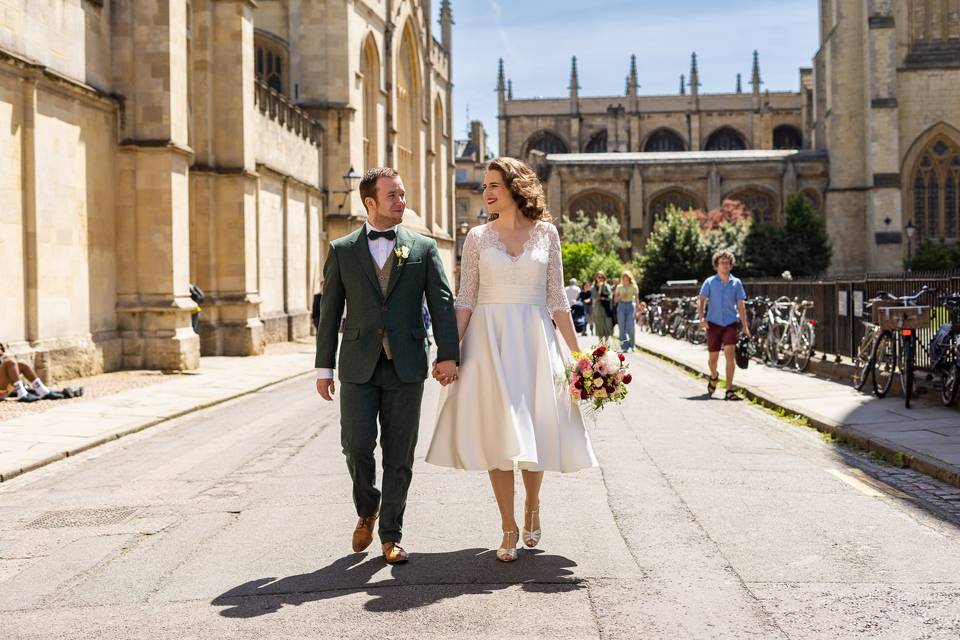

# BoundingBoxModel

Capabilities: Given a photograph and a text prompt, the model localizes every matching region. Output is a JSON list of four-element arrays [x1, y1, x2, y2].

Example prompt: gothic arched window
[[396, 22, 422, 212], [909, 135, 960, 240], [704, 127, 748, 151], [255, 31, 288, 95], [567, 190, 624, 222], [523, 130, 569, 157], [773, 125, 803, 150], [643, 128, 686, 152], [360, 36, 381, 170], [648, 189, 702, 220], [725, 188, 778, 225], [585, 129, 608, 153]]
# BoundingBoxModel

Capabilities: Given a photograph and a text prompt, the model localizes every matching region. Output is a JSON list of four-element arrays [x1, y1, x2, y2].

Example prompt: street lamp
[[326, 166, 362, 214], [459, 221, 469, 236], [904, 219, 916, 268], [478, 210, 489, 225]]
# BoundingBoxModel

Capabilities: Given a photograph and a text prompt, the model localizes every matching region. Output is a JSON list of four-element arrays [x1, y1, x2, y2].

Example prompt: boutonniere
[[394, 245, 410, 266]]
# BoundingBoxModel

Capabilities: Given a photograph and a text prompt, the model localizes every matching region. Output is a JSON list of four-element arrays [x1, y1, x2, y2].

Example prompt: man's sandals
[[724, 389, 742, 401], [707, 373, 719, 395]]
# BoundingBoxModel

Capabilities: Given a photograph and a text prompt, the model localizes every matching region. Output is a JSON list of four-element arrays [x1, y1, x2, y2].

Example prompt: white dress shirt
[[565, 284, 580, 306], [317, 222, 399, 380]]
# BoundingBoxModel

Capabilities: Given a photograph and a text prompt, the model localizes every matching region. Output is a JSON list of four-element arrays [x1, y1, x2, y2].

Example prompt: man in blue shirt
[[697, 250, 750, 400]]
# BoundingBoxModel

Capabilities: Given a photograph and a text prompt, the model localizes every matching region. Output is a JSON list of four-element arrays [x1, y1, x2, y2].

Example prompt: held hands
[[432, 360, 459, 386]]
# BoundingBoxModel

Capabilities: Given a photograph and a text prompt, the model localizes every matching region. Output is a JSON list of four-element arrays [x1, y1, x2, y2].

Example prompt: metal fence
[[663, 270, 960, 369]]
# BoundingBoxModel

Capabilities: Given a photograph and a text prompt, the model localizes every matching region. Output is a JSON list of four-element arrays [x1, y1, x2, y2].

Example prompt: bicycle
[[774, 299, 816, 371], [928, 292, 960, 407], [850, 291, 895, 391], [873, 285, 936, 408], [762, 296, 792, 366]]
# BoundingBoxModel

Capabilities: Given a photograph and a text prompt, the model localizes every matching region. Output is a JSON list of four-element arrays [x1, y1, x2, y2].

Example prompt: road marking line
[[844, 467, 915, 500], [827, 469, 883, 497]]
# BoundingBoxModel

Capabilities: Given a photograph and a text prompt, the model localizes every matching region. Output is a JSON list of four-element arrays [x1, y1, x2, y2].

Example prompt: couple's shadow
[[212, 547, 582, 617]]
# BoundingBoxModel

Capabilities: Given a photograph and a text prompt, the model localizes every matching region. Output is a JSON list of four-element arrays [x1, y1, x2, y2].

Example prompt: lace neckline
[[486, 221, 541, 262]]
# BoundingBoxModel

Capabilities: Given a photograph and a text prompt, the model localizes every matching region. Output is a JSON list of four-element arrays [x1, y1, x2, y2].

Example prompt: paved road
[[1, 352, 959, 639]]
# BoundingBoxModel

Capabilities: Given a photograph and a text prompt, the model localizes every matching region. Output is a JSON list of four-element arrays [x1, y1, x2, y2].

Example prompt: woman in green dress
[[590, 271, 614, 340]]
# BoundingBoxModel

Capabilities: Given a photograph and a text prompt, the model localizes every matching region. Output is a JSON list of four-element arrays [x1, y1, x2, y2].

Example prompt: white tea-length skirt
[[426, 300, 598, 473]]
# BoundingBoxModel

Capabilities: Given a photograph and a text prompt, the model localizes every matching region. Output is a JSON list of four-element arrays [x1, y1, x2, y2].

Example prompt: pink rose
[[577, 357, 592, 372]]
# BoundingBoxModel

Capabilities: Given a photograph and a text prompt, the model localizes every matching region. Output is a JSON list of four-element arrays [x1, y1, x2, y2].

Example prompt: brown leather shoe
[[352, 514, 378, 552], [381, 542, 409, 564]]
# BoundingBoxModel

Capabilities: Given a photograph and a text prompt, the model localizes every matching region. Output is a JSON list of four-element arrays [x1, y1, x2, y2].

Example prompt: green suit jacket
[[315, 225, 460, 384]]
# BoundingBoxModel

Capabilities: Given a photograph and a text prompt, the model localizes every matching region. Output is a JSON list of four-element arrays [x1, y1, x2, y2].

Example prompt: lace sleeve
[[454, 227, 480, 310], [545, 224, 570, 314]]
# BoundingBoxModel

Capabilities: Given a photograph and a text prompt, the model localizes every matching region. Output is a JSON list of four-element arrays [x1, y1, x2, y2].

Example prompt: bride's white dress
[[426, 221, 598, 472]]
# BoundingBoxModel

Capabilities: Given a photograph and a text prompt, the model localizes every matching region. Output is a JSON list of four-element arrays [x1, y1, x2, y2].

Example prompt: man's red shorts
[[706, 322, 738, 352]]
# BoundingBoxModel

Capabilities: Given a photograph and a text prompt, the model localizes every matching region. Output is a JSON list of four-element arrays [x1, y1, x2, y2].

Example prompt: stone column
[[628, 165, 644, 250], [864, 0, 902, 270], [708, 163, 721, 210], [115, 0, 199, 371]]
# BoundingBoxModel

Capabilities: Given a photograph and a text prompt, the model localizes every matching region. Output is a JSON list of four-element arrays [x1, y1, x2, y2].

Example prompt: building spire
[[496, 58, 506, 93], [627, 54, 638, 97], [507, 79, 513, 100], [569, 55, 580, 99], [680, 74, 686, 95], [688, 52, 700, 97], [751, 50, 762, 94], [439, 0, 453, 51], [736, 72, 742, 94]]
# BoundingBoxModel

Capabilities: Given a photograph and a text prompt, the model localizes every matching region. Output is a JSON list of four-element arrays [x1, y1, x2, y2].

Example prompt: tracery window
[[909, 135, 960, 240], [567, 190, 624, 222], [360, 36, 380, 170], [773, 125, 803, 150], [643, 128, 686, 152], [725, 188, 778, 225], [523, 131, 569, 157], [648, 189, 702, 220], [584, 130, 608, 153], [255, 32, 288, 95], [704, 127, 748, 151], [396, 23, 421, 212]]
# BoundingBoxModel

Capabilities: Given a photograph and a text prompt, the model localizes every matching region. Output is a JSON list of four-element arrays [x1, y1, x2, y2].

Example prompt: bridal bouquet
[[566, 344, 632, 414]]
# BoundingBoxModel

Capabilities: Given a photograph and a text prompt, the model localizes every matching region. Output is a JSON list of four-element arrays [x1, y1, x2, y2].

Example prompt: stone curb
[[635, 344, 960, 489], [0, 368, 314, 483]]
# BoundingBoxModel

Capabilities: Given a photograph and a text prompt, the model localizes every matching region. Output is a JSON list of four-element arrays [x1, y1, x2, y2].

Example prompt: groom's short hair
[[359, 167, 400, 209]]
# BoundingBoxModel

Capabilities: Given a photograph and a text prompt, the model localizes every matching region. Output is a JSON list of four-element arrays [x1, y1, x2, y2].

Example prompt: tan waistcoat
[[376, 250, 396, 359]]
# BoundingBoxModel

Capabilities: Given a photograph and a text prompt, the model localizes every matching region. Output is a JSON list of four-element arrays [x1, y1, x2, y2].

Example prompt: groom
[[315, 167, 460, 564]]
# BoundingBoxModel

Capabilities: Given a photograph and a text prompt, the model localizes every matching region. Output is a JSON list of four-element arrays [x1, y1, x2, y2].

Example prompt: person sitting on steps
[[0, 343, 75, 402]]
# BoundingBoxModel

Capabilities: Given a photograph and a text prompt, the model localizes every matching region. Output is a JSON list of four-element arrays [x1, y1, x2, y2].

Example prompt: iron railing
[[663, 270, 960, 369]]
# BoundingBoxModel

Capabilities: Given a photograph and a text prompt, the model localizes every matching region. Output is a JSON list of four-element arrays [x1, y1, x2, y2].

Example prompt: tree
[[907, 240, 960, 272], [559, 211, 630, 255], [740, 192, 832, 277], [688, 199, 750, 231], [561, 241, 599, 284], [638, 207, 706, 294]]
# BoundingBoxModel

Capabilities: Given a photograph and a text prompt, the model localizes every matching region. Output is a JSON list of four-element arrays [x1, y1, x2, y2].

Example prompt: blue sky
[[450, 0, 820, 152]]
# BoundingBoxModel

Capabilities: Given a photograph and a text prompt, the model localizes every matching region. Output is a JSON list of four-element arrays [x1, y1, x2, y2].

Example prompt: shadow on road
[[212, 548, 583, 617]]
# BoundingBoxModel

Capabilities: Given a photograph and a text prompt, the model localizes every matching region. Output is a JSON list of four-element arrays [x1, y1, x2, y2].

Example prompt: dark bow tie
[[367, 229, 396, 241]]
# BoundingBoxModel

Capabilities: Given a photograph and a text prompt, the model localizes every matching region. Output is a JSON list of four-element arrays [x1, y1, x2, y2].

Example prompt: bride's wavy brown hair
[[485, 157, 552, 223]]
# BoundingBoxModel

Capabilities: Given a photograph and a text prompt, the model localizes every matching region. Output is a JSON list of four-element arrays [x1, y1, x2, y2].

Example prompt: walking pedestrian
[[565, 278, 580, 307], [614, 271, 639, 351], [578, 281, 593, 336], [590, 271, 614, 341], [697, 250, 750, 400]]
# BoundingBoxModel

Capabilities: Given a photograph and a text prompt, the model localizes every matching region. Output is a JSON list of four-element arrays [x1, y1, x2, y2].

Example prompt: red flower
[[618, 353, 625, 362], [593, 346, 606, 358], [623, 373, 633, 384], [574, 380, 583, 390], [580, 389, 589, 400], [605, 386, 615, 394]]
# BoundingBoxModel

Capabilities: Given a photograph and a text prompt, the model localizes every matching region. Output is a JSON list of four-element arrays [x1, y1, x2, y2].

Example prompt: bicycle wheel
[[793, 323, 815, 372], [775, 325, 792, 367], [765, 324, 784, 365], [852, 334, 876, 391], [873, 331, 896, 397], [900, 339, 914, 409], [942, 362, 960, 407]]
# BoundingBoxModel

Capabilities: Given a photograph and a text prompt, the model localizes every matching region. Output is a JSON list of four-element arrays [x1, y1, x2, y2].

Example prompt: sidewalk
[[635, 332, 960, 487], [0, 342, 316, 482]]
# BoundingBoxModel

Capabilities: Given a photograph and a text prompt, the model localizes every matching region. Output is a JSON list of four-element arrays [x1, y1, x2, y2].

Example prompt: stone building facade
[[0, 0, 455, 379], [496, 1, 960, 273], [453, 119, 491, 284]]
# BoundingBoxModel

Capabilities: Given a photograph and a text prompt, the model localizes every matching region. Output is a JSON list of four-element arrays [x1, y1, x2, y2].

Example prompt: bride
[[426, 156, 597, 562]]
